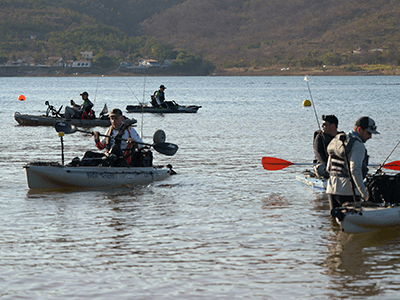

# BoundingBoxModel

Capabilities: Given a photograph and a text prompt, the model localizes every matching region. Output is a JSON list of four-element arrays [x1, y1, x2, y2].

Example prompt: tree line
[[1, 0, 400, 74]]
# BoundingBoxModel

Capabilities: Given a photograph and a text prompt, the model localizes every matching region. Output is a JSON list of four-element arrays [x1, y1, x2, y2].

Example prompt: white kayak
[[332, 204, 400, 234], [24, 162, 175, 190], [296, 170, 327, 190], [331, 172, 400, 233]]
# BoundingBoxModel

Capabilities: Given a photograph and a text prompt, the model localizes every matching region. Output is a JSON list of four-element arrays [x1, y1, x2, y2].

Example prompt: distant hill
[[141, 0, 400, 69], [60, 0, 187, 36], [1, 0, 400, 74]]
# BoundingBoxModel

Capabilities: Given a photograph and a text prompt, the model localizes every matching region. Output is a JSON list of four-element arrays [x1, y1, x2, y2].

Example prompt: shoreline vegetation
[[1, 65, 400, 77]]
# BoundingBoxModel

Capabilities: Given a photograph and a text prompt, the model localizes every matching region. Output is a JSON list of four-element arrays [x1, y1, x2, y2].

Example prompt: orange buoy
[[18, 95, 26, 101]]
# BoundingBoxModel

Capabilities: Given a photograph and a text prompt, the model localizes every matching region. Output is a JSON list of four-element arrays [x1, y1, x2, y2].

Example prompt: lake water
[[1, 75, 400, 299]]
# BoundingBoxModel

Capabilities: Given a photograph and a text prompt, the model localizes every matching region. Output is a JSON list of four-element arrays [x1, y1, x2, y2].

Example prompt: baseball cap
[[322, 115, 338, 126], [159, 85, 166, 89], [80, 91, 89, 96], [355, 116, 380, 134], [109, 108, 123, 117]]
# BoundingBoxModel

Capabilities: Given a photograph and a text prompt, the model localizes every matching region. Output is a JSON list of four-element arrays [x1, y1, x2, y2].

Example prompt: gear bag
[[366, 173, 400, 204]]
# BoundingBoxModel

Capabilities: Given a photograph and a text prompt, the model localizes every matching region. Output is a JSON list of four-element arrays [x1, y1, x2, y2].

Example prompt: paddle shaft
[[55, 122, 178, 156], [262, 156, 400, 171], [74, 127, 152, 147]]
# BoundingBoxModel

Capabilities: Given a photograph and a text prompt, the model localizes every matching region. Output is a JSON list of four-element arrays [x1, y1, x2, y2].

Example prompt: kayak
[[24, 121, 179, 190], [332, 203, 400, 234], [14, 101, 137, 127], [24, 162, 175, 189], [14, 112, 136, 127], [331, 173, 400, 233], [296, 170, 327, 190], [126, 104, 201, 114]]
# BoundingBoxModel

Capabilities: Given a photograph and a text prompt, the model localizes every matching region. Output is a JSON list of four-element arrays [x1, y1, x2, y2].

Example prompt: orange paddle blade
[[382, 161, 400, 171], [262, 157, 293, 171]]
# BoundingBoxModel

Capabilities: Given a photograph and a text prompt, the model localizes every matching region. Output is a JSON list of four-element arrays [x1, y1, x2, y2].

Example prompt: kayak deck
[[296, 170, 327, 190]]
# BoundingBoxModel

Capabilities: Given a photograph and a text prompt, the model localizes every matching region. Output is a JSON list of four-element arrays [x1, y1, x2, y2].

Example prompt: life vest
[[105, 123, 136, 165], [327, 132, 368, 179], [81, 109, 94, 119]]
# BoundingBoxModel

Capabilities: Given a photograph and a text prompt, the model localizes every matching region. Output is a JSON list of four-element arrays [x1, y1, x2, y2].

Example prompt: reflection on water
[[324, 224, 400, 298]]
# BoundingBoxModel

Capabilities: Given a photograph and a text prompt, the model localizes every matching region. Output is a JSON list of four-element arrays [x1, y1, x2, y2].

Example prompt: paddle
[[262, 157, 316, 171], [55, 122, 178, 156], [262, 156, 400, 171]]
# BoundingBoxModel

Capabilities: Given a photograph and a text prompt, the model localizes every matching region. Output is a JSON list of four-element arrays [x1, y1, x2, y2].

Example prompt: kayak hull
[[14, 112, 137, 127], [24, 162, 174, 189], [126, 105, 201, 114], [333, 204, 400, 234]]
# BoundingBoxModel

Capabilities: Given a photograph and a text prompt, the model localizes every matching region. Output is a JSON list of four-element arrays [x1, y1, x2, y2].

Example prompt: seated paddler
[[151, 85, 167, 107], [64, 91, 94, 119], [82, 108, 143, 166]]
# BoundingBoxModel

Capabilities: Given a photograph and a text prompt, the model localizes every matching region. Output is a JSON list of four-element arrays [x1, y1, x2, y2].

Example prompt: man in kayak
[[82, 108, 143, 166], [64, 91, 94, 119], [151, 85, 167, 107], [326, 116, 380, 211], [313, 115, 340, 178]]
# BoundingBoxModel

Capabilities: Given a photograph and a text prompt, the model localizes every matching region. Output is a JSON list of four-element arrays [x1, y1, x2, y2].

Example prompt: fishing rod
[[304, 75, 321, 131], [304, 75, 330, 168], [125, 82, 142, 105], [376, 139, 400, 174], [125, 81, 145, 138], [93, 76, 100, 106], [140, 70, 147, 139]]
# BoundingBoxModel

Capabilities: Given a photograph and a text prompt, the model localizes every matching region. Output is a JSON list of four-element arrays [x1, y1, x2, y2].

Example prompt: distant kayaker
[[151, 85, 167, 107], [82, 108, 143, 166], [64, 91, 94, 119], [313, 115, 340, 178], [326, 116, 380, 211]]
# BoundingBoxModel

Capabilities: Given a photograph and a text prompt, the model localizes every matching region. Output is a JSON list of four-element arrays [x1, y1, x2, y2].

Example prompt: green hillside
[[1, 0, 400, 75]]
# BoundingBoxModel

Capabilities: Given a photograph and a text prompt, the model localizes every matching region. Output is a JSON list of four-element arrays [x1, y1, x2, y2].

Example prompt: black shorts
[[328, 194, 360, 211]]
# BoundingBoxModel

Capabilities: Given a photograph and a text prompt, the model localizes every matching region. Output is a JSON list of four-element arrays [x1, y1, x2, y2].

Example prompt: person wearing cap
[[326, 116, 380, 211], [86, 108, 143, 165], [64, 91, 94, 119], [152, 85, 167, 107], [313, 115, 340, 178]]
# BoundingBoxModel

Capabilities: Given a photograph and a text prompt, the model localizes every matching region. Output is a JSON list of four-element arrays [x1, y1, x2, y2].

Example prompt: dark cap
[[322, 115, 338, 126], [159, 85, 166, 89], [355, 116, 380, 134], [80, 91, 89, 96], [109, 108, 123, 117]]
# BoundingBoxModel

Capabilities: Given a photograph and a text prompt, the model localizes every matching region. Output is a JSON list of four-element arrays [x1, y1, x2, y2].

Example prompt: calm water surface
[[1, 76, 400, 299]]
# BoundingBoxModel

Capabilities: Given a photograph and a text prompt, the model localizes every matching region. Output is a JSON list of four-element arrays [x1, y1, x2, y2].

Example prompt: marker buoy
[[302, 99, 311, 107], [18, 95, 26, 101]]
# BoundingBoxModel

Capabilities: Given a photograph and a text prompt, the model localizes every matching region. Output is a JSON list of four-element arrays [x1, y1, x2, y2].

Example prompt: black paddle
[[55, 122, 178, 156]]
